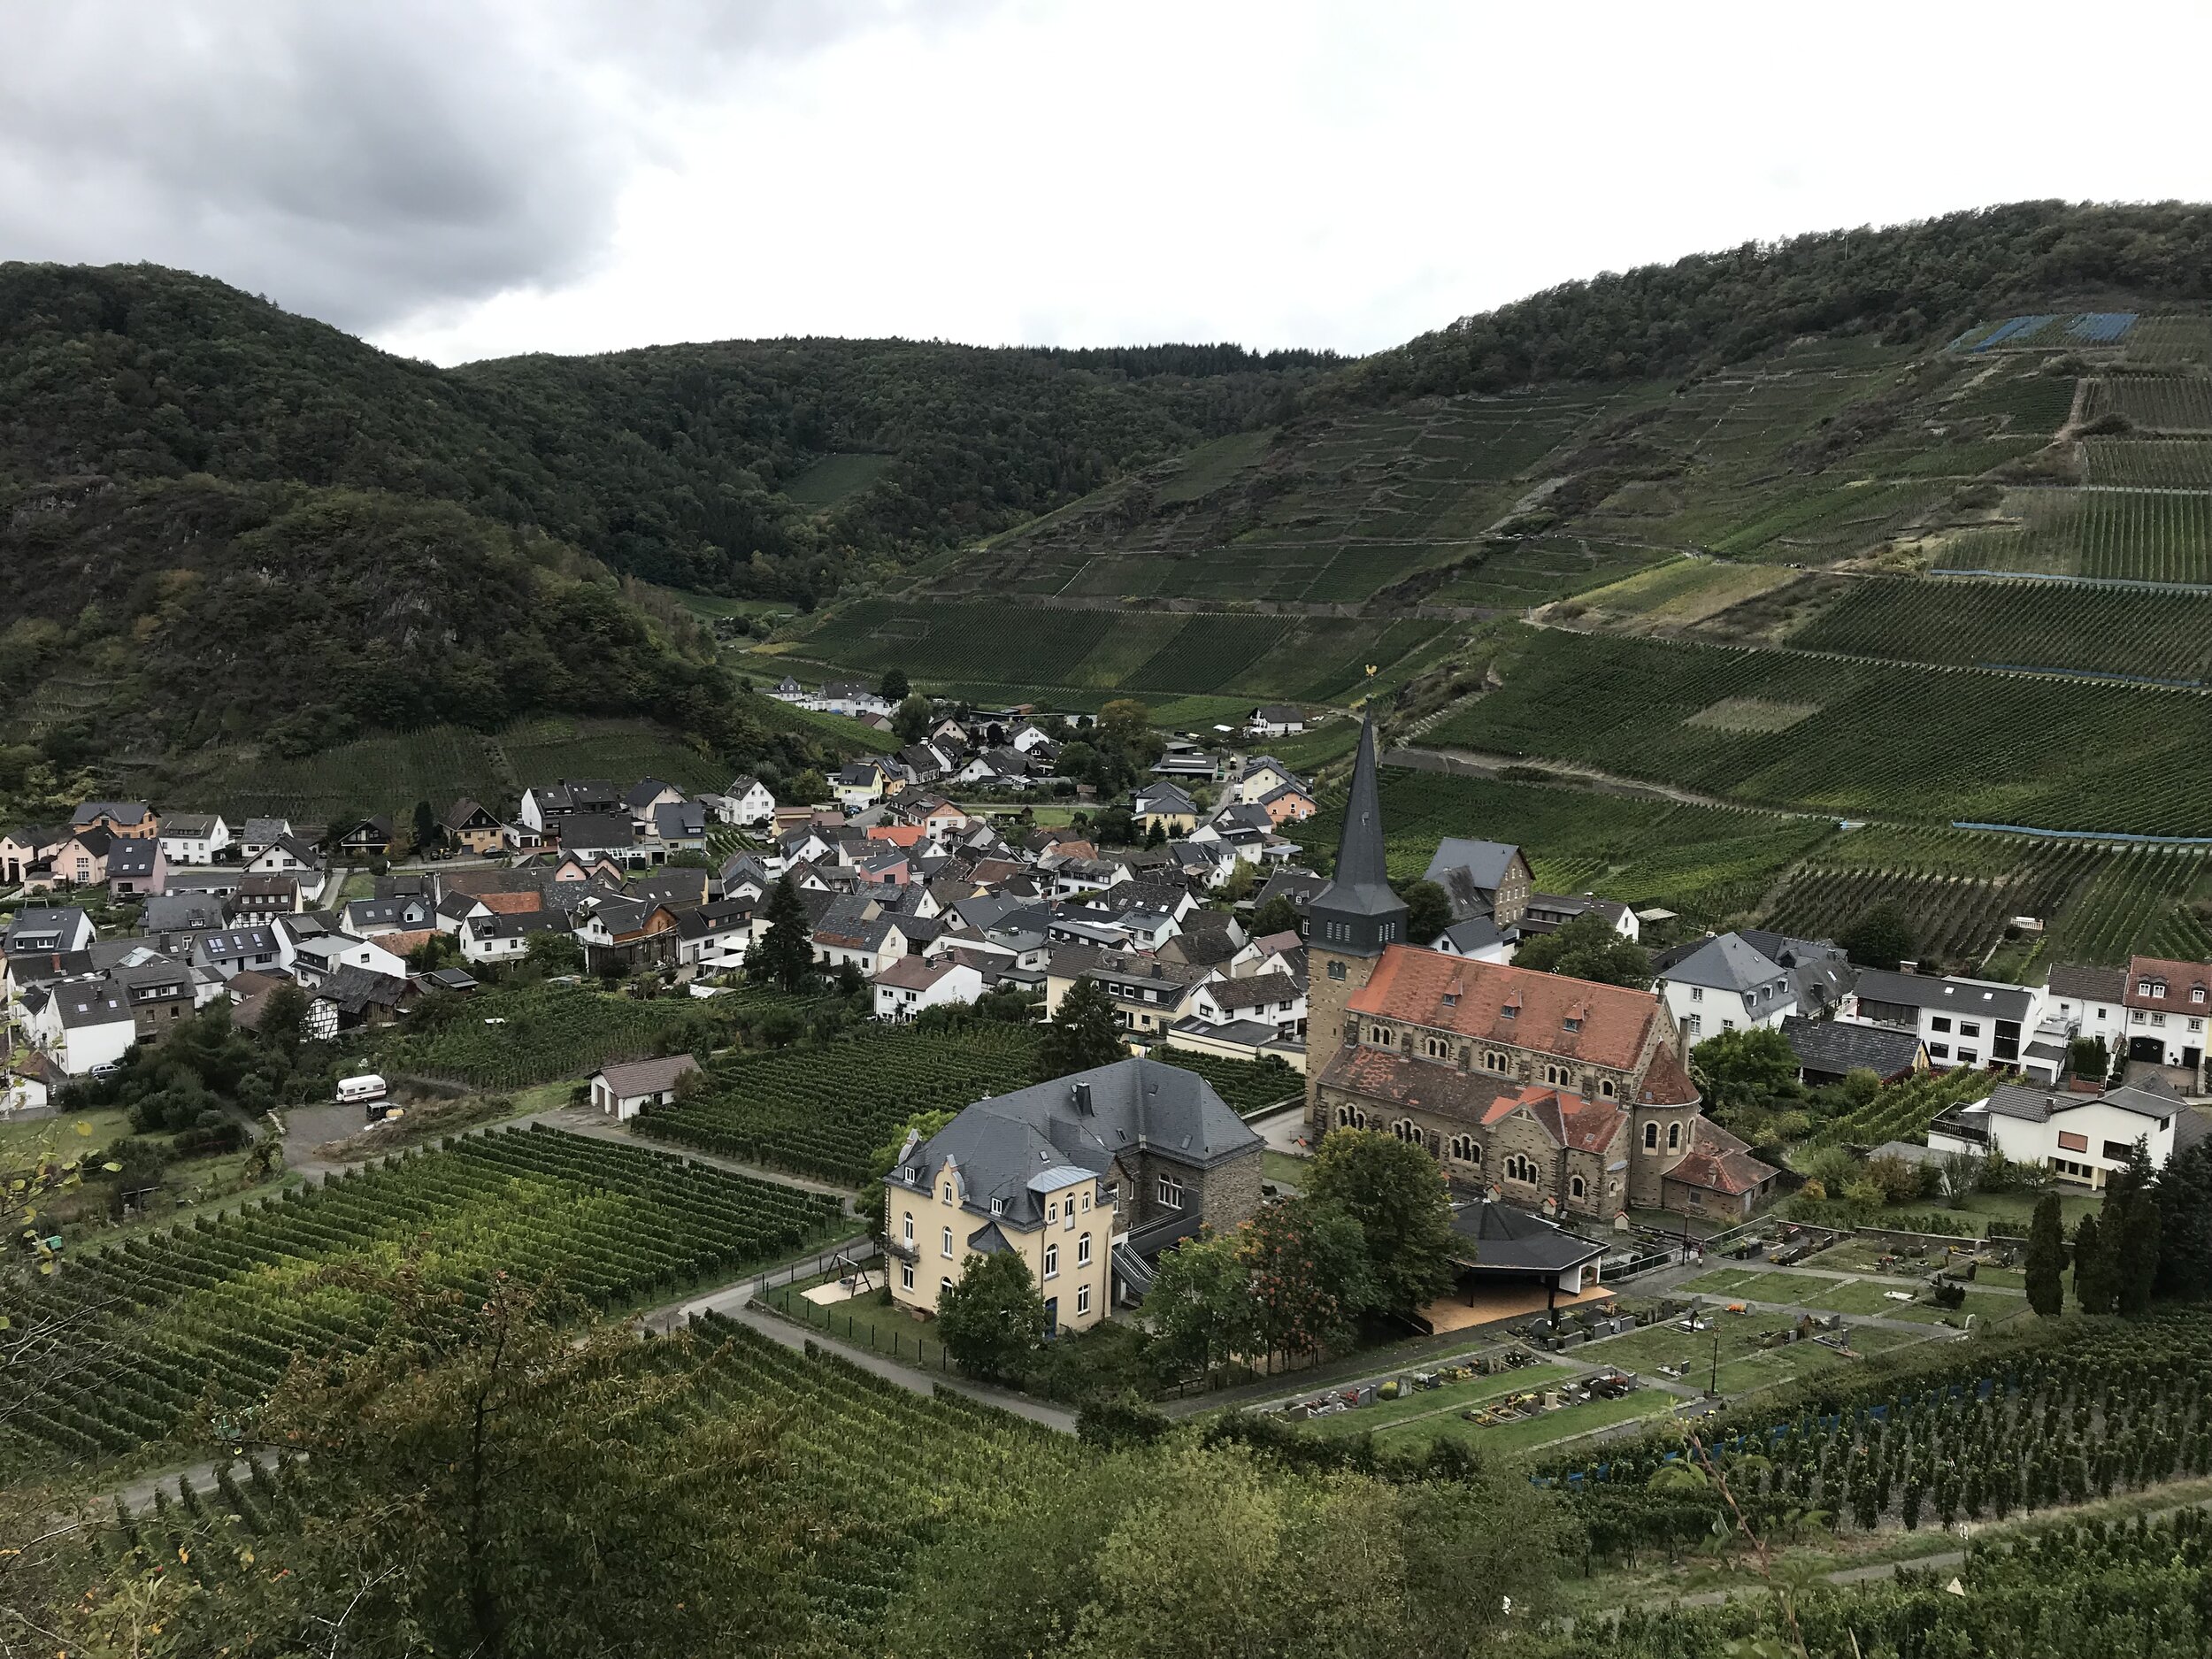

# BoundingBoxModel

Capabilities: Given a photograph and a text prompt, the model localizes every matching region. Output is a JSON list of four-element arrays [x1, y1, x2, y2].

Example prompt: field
[[196, 715, 729, 822], [1941, 488, 2212, 584], [783, 452, 895, 507], [1151, 1046, 1305, 1113], [1428, 626, 2212, 836], [1558, 556, 1799, 634], [0, 1126, 844, 1462], [1789, 575, 2212, 682], [2084, 436, 2212, 487], [1423, 535, 1670, 609], [789, 600, 1451, 706], [2084, 375, 2212, 432], [635, 1023, 1041, 1183]]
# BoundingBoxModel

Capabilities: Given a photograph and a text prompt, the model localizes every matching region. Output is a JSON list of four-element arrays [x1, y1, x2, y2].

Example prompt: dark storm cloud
[[0, 1, 964, 333]]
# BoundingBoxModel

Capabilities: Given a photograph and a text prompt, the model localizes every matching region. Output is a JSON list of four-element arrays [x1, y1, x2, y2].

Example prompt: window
[[1500, 1002, 1518, 1020], [1448, 1134, 1479, 1162], [1442, 992, 1458, 1007], [1484, 1050, 1509, 1074], [1371, 1025, 1394, 1046], [1685, 1013, 1701, 1036], [1104, 1183, 1119, 1210], [1931, 1016, 1951, 1033], [1721, 1019, 1735, 1033], [1563, 1017, 1582, 1033], [1666, 1122, 1681, 1152], [902, 1214, 915, 1245], [991, 1198, 1004, 1215], [2195, 986, 2207, 1004], [941, 1184, 954, 1202], [1335, 1105, 1368, 1129], [1424, 1036, 1448, 1060], [1929, 1042, 1950, 1060], [1328, 960, 1346, 981], [1157, 1173, 1184, 1210], [1076, 1284, 1092, 1317], [941, 1226, 954, 1258], [1689, 987, 1703, 1002], [1601, 1079, 1617, 1098], [1077, 1232, 1092, 1267], [901, 1262, 915, 1291], [1081, 1192, 1092, 1212], [1503, 1153, 1537, 1184], [2153, 1013, 2167, 1028], [2102, 1141, 2135, 1162], [1643, 1122, 1658, 1151], [1048, 1201, 1058, 1224], [1043, 1243, 1059, 1280], [1959, 1049, 1978, 1065], [1391, 1118, 1421, 1144], [2057, 1131, 2088, 1154], [1570, 1175, 1586, 1199], [2193, 1019, 2204, 1033]]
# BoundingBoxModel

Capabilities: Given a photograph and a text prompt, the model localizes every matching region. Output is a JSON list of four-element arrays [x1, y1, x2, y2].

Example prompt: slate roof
[[54, 981, 133, 1028], [595, 1055, 703, 1099], [160, 813, 222, 839], [1424, 837, 1525, 905], [314, 964, 406, 1015], [1134, 782, 1198, 816], [1662, 933, 1791, 997], [1662, 1119, 1777, 1197], [678, 899, 755, 940], [892, 1056, 1259, 1231], [559, 812, 636, 851], [239, 818, 290, 845], [1980, 1081, 2186, 1125], [1780, 1016, 1925, 1079], [1853, 970, 2033, 1023], [71, 801, 151, 828], [2047, 962, 2127, 1003], [1437, 916, 1505, 955]]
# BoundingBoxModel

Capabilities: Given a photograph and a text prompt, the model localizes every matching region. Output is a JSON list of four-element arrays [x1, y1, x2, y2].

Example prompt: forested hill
[[1326, 200, 2212, 406], [0, 263, 1333, 601]]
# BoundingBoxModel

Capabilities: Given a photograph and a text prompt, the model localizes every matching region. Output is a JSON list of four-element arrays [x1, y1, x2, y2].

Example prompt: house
[[41, 829, 111, 889], [1835, 968, 2038, 1071], [108, 958, 200, 1042], [287, 928, 409, 987], [872, 955, 985, 1022], [1442, 1199, 1609, 1317], [4, 1053, 63, 1116], [624, 778, 687, 830], [144, 893, 228, 940], [4, 908, 96, 960], [342, 896, 435, 937], [1423, 838, 1533, 931], [157, 813, 230, 865], [1046, 946, 1216, 1040], [235, 818, 292, 861], [27, 979, 136, 1075], [590, 1054, 703, 1122], [1250, 781, 1317, 826], [766, 675, 808, 703], [303, 965, 408, 1040], [818, 681, 896, 719], [1655, 933, 1796, 1039], [191, 926, 289, 980], [677, 900, 755, 975], [459, 909, 572, 965], [1517, 893, 1639, 943], [2042, 963, 2128, 1056], [1247, 705, 1308, 738], [442, 799, 508, 856], [1132, 782, 1200, 837], [884, 1056, 1263, 1330], [1779, 1017, 1930, 1087], [72, 802, 157, 840], [0, 825, 66, 886], [558, 812, 646, 868], [2117, 955, 2212, 1079], [1183, 970, 1306, 1041], [334, 817, 395, 857], [833, 762, 889, 810], [246, 835, 324, 879], [572, 894, 680, 973], [1150, 740, 1222, 782], [1229, 757, 1304, 807], [651, 802, 710, 861], [1254, 866, 1330, 920], [1432, 916, 1510, 963], [228, 874, 301, 918], [1303, 711, 1776, 1222], [724, 776, 777, 827], [1929, 1080, 2209, 1187]]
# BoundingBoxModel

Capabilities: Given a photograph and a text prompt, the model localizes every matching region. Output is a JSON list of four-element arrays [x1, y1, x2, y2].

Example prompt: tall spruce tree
[[2103, 1140, 2162, 1317], [2072, 1211, 2116, 1316], [2024, 1192, 2066, 1317], [752, 874, 816, 994], [2154, 1138, 2212, 1300], [1035, 976, 1127, 1081]]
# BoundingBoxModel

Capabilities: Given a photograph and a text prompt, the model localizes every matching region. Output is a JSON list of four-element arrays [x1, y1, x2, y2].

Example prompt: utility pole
[[1708, 1333, 1720, 1399]]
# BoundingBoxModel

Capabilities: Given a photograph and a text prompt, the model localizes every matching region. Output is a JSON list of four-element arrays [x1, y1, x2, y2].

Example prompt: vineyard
[[0, 1127, 843, 1462], [1151, 1046, 1304, 1114], [2085, 375, 2212, 432], [1534, 1315, 2212, 1656], [97, 1312, 1083, 1647], [635, 1023, 1041, 1183], [1429, 627, 2212, 836], [1811, 1066, 2000, 1148], [351, 980, 725, 1090], [1942, 488, 2212, 585], [2084, 436, 2212, 488], [1788, 576, 2212, 684]]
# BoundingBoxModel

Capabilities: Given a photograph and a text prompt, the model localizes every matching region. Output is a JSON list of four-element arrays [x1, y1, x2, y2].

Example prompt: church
[[1303, 715, 1778, 1224]]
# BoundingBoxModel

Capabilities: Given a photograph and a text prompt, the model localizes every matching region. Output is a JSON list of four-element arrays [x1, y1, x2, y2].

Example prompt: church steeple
[[1307, 709, 1407, 957]]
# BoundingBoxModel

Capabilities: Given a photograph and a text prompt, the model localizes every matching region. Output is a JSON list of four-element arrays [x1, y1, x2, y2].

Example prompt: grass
[[1374, 1388, 1675, 1458], [783, 453, 894, 508], [757, 1276, 953, 1368], [1262, 1150, 1310, 1191], [1678, 1268, 1844, 1298], [1299, 1363, 1571, 1437], [0, 1107, 133, 1157]]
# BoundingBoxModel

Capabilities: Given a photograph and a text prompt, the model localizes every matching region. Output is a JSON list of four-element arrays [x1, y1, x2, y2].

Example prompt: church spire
[[1306, 707, 1407, 956]]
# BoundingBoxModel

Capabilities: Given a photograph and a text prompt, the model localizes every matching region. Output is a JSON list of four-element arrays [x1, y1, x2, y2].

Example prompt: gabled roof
[[71, 801, 151, 828], [595, 1055, 703, 1098], [1662, 1119, 1777, 1196], [159, 812, 223, 839], [559, 812, 636, 850], [442, 797, 503, 832], [1662, 933, 1790, 996], [2047, 962, 2127, 1002], [1779, 1016, 1925, 1079], [1202, 971, 1300, 1011], [2123, 955, 2212, 1014], [1979, 1080, 2186, 1125], [1424, 837, 1525, 895], [1349, 946, 1664, 1072], [1853, 970, 2033, 1022]]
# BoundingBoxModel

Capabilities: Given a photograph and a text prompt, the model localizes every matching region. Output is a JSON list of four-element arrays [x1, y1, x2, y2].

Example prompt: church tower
[[1303, 708, 1408, 1141]]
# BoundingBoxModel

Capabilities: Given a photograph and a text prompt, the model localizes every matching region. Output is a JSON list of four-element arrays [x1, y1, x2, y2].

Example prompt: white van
[[337, 1073, 388, 1105]]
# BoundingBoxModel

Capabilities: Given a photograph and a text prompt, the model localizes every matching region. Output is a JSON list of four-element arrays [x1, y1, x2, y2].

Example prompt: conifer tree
[[2024, 1191, 2066, 1317], [2072, 1211, 2116, 1316], [752, 874, 816, 994]]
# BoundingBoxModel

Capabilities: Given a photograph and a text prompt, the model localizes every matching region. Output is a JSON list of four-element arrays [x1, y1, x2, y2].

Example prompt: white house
[[723, 777, 778, 827], [872, 955, 984, 1021], [1184, 971, 1306, 1041], [157, 813, 230, 865], [677, 902, 755, 975], [818, 681, 896, 719], [288, 931, 410, 986], [29, 980, 136, 1075], [1929, 1081, 2205, 1187], [2118, 955, 2212, 1076], [1432, 916, 1511, 963], [460, 910, 570, 965], [1656, 933, 1796, 1040], [589, 1055, 703, 1122], [833, 762, 888, 811], [1836, 968, 2039, 1071], [1247, 705, 1307, 738], [4, 907, 97, 960]]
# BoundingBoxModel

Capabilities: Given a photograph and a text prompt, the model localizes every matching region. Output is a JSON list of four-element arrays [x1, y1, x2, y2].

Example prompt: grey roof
[[1437, 915, 1505, 954], [893, 1056, 1259, 1231], [142, 895, 226, 933], [1854, 970, 2033, 1023], [2047, 962, 2127, 1002], [654, 802, 708, 841], [1252, 705, 1304, 723], [470, 910, 569, 940], [71, 801, 150, 827], [1134, 781, 1198, 815], [1448, 1200, 1605, 1275], [160, 813, 222, 838], [1780, 1016, 1924, 1079], [1981, 1081, 2185, 1125], [559, 812, 636, 851], [678, 899, 755, 940], [4, 908, 93, 951], [314, 964, 406, 1014], [595, 1054, 703, 1098], [106, 839, 160, 878], [1202, 971, 1300, 1011], [1255, 867, 1328, 912], [239, 818, 290, 844], [1663, 933, 1791, 997], [625, 778, 680, 811], [1424, 837, 1524, 900], [53, 981, 132, 1028]]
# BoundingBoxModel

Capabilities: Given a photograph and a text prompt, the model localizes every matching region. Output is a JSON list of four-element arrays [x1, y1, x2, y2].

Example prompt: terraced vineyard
[[2085, 375, 2212, 432], [1429, 627, 2212, 835], [1789, 576, 2212, 683], [355, 980, 733, 1090], [1943, 488, 2212, 584], [1813, 1065, 2005, 1147], [1, 1127, 843, 1461], [2084, 436, 2212, 488], [636, 1024, 1041, 1183], [1153, 1046, 1305, 1114]]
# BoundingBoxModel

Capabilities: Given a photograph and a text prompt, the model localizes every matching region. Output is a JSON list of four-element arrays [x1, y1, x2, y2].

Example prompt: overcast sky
[[4, 1, 2208, 365]]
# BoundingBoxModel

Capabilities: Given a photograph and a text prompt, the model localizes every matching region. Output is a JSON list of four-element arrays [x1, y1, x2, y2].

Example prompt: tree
[[1238, 1198, 1375, 1365], [524, 928, 583, 976], [1509, 911, 1652, 988], [1304, 1130, 1457, 1318], [411, 798, 442, 856], [2105, 1139, 2162, 1316], [2072, 1211, 2116, 1315], [1250, 894, 1302, 938], [1146, 1228, 1253, 1376], [894, 692, 933, 745], [2154, 1137, 2212, 1300], [935, 1251, 1046, 1382], [1036, 976, 1126, 1081], [1840, 901, 1917, 972], [792, 767, 830, 804], [857, 1109, 957, 1236], [1091, 804, 1134, 846], [2024, 1191, 2066, 1317], [879, 667, 910, 702], [259, 979, 310, 1056], [751, 874, 817, 995], [1690, 1026, 1800, 1114], [1393, 879, 1452, 946]]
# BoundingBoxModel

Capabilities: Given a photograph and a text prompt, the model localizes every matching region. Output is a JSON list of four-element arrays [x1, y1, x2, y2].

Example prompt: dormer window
[[991, 1198, 1004, 1215], [1442, 992, 1458, 1008], [1501, 1003, 1518, 1021], [1563, 1017, 1582, 1033]]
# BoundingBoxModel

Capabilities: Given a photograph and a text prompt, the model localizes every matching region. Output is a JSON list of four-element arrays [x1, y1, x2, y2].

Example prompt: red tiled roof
[[379, 929, 437, 958], [1320, 1048, 1516, 1120], [1636, 1043, 1700, 1107], [2124, 955, 2212, 1013], [1476, 1085, 1628, 1154], [480, 891, 545, 915], [1348, 946, 1661, 1071], [1663, 1119, 1778, 1197], [868, 825, 927, 848]]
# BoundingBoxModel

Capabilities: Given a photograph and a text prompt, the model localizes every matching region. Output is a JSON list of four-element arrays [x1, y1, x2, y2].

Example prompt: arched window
[[1601, 1079, 1616, 1098], [1335, 1105, 1368, 1129], [1667, 1122, 1682, 1151], [1448, 1134, 1479, 1164], [1570, 1175, 1586, 1199], [1643, 1121, 1658, 1151], [1391, 1118, 1420, 1144], [1503, 1154, 1536, 1184], [1484, 1050, 1509, 1074], [1424, 1036, 1448, 1060]]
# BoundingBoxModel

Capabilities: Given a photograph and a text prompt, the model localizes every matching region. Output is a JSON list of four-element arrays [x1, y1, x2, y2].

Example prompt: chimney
[[1071, 1080, 1093, 1116], [1898, 960, 1917, 975]]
